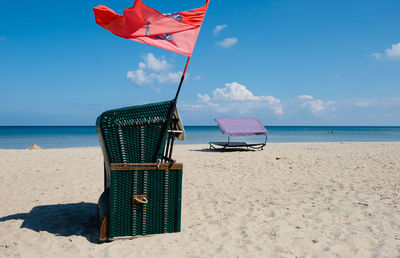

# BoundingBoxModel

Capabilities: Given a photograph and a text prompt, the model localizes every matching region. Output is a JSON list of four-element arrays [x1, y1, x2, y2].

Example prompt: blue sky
[[0, 0, 399, 126]]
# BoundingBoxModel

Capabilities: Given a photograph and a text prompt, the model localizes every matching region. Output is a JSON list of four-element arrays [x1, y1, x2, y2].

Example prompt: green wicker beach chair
[[96, 100, 184, 241]]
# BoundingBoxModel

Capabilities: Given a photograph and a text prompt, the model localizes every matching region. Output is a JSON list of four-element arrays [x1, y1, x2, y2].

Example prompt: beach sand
[[0, 142, 399, 257]]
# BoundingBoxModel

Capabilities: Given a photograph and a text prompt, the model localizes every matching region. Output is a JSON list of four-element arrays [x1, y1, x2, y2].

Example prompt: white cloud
[[213, 82, 280, 105], [354, 101, 376, 107], [308, 100, 325, 113], [386, 43, 400, 59], [213, 24, 227, 35], [126, 69, 149, 86], [217, 37, 238, 48], [126, 53, 181, 86], [197, 93, 210, 103], [213, 82, 257, 101], [372, 42, 400, 60], [145, 53, 169, 71], [195, 82, 283, 115], [150, 71, 181, 83], [298, 95, 335, 114], [193, 75, 202, 80], [353, 98, 400, 108], [371, 53, 383, 60], [298, 95, 314, 100]]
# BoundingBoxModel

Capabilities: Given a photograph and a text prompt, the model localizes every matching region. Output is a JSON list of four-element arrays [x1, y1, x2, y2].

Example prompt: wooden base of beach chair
[[99, 215, 109, 242]]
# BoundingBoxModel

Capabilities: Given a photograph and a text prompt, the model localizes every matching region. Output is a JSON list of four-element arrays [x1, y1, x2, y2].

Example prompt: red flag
[[93, 0, 209, 57]]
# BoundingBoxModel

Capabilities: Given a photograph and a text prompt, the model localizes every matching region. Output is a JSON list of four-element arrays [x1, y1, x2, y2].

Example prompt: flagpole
[[174, 57, 191, 102], [155, 56, 191, 162]]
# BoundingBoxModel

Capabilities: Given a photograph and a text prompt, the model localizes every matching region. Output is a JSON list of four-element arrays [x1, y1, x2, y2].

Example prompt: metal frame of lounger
[[209, 134, 267, 150]]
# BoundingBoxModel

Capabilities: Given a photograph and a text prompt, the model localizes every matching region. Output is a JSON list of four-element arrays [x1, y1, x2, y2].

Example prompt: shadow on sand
[[0, 202, 99, 243]]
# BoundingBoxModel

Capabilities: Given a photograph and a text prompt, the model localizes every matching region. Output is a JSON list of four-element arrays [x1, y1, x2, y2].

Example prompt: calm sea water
[[0, 126, 400, 149]]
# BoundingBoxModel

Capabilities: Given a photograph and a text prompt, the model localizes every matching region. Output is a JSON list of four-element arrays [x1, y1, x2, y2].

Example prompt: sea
[[0, 126, 400, 149]]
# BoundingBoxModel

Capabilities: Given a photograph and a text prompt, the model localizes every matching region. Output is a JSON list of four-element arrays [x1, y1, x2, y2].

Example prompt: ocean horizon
[[1, 125, 400, 149]]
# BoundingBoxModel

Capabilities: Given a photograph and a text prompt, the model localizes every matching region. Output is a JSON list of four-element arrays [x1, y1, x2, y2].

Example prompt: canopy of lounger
[[215, 118, 268, 136]]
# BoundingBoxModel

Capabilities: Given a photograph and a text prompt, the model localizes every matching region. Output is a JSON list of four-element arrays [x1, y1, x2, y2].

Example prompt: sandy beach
[[0, 142, 399, 257]]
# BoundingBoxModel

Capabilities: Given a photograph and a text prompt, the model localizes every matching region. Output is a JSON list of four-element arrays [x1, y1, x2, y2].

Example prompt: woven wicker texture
[[97, 101, 172, 164], [109, 169, 182, 238]]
